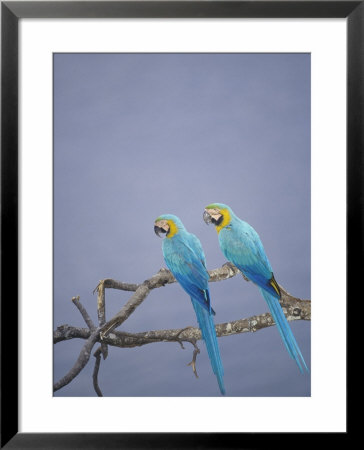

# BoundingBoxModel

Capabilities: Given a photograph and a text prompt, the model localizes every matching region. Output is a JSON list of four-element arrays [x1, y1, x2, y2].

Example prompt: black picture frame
[[1, 1, 357, 448]]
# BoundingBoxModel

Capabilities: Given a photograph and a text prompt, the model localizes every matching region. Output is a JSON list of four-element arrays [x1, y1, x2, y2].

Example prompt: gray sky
[[54, 53, 310, 397]]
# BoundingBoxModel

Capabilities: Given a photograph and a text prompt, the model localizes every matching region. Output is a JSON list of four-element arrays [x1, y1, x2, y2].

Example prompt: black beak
[[203, 210, 212, 225], [154, 225, 167, 238]]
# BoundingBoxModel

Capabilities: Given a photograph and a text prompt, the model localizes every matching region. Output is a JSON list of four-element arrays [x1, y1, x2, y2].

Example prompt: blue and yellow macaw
[[154, 214, 225, 395], [203, 203, 308, 373]]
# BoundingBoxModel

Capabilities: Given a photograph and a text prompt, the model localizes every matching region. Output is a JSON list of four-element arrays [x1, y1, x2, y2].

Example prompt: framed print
[[2, 0, 358, 447]]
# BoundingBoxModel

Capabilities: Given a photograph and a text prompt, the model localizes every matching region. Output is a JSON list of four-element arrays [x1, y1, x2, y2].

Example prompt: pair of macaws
[[154, 203, 308, 395]]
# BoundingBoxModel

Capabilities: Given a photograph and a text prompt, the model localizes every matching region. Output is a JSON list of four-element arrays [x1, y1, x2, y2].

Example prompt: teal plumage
[[204, 203, 308, 373], [154, 214, 225, 395]]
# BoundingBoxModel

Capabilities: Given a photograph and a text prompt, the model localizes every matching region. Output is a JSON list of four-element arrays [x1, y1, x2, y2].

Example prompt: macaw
[[154, 214, 225, 395], [203, 203, 308, 373]]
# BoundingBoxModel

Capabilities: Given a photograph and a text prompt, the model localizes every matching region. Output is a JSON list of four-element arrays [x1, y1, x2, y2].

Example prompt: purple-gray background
[[54, 53, 311, 397]]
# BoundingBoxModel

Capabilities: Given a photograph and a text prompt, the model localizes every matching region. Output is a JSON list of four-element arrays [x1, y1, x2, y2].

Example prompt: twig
[[96, 281, 108, 359], [53, 330, 99, 392], [94, 279, 139, 292], [92, 347, 103, 397], [71, 296, 95, 331], [187, 341, 200, 378], [100, 268, 173, 339]]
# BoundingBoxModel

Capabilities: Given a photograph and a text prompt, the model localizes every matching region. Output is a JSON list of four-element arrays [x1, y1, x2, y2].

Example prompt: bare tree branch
[[92, 347, 103, 397], [71, 296, 95, 331], [54, 324, 90, 343], [99, 268, 173, 339], [54, 296, 310, 349], [187, 341, 200, 378], [53, 264, 311, 394], [95, 281, 108, 359], [94, 279, 139, 292], [53, 330, 99, 392]]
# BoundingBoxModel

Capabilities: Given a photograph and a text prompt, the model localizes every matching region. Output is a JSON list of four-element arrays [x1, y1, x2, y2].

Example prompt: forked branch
[[53, 264, 310, 395]]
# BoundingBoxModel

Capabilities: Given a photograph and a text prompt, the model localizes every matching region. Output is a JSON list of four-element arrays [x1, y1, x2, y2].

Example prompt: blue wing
[[162, 231, 224, 394], [219, 221, 279, 297], [163, 233, 214, 314], [219, 217, 308, 373]]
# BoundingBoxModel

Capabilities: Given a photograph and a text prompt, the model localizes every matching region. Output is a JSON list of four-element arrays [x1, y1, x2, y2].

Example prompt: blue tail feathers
[[191, 298, 226, 395], [259, 288, 309, 373]]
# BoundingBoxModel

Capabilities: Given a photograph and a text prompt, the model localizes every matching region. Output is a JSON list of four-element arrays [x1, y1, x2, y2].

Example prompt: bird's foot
[[174, 326, 194, 349]]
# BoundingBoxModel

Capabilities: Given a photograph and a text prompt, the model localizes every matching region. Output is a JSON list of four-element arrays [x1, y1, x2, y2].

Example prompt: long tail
[[259, 288, 309, 373], [191, 298, 226, 395]]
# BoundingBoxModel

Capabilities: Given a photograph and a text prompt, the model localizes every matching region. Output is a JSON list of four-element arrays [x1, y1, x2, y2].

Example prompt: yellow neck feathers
[[166, 219, 179, 238], [215, 208, 231, 234]]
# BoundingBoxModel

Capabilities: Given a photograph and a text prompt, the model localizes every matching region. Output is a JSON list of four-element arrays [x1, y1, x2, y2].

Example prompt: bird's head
[[154, 214, 183, 239], [203, 203, 233, 233]]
